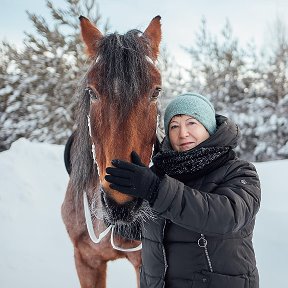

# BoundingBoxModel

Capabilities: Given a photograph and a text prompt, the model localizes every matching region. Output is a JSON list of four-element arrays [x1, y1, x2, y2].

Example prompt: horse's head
[[71, 16, 161, 233]]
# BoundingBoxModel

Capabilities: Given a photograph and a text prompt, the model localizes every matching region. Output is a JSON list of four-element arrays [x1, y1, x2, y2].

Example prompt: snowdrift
[[0, 138, 287, 287]]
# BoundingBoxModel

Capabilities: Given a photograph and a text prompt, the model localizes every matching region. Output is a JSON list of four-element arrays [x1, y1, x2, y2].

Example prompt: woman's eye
[[187, 121, 196, 125], [170, 125, 179, 130], [151, 87, 162, 101], [85, 87, 98, 101]]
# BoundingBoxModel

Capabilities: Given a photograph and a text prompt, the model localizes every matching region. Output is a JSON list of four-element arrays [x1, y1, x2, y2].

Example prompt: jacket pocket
[[201, 270, 247, 288]]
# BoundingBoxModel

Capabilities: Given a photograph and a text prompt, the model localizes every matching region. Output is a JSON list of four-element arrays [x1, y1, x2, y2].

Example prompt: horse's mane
[[70, 30, 154, 202]]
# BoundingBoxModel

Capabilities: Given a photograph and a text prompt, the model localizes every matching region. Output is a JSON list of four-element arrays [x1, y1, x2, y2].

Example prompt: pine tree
[[263, 17, 288, 103], [184, 18, 252, 111], [0, 42, 23, 151], [0, 0, 109, 150], [183, 17, 288, 161], [158, 47, 185, 110], [252, 17, 288, 161]]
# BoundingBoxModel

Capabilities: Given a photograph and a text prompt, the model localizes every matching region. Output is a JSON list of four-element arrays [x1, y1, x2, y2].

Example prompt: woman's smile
[[179, 142, 195, 150]]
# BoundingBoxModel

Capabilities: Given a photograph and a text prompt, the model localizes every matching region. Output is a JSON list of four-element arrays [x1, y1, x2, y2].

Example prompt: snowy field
[[0, 138, 287, 288]]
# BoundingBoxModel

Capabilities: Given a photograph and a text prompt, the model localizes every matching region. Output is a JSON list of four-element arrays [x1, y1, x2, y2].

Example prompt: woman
[[105, 93, 261, 288]]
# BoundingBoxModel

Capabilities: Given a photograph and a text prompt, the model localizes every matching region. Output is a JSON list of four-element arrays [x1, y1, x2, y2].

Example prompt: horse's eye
[[151, 87, 161, 101], [85, 87, 98, 101]]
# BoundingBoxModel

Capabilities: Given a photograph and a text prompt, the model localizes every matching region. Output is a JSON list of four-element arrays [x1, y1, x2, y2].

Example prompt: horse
[[61, 15, 162, 288]]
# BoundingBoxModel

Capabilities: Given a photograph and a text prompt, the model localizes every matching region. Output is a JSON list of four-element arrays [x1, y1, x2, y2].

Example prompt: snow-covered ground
[[0, 138, 287, 287]]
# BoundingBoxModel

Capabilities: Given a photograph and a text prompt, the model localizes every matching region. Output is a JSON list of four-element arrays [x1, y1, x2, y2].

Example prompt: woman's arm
[[152, 160, 261, 236]]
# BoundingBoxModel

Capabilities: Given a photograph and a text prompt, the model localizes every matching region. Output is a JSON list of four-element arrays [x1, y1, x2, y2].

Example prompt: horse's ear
[[143, 15, 162, 61], [79, 16, 103, 57]]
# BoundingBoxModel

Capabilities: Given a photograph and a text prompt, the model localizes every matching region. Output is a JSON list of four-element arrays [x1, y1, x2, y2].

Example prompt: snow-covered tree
[[158, 47, 185, 110], [263, 17, 288, 103], [184, 18, 253, 111], [183, 17, 288, 161], [0, 0, 109, 151]]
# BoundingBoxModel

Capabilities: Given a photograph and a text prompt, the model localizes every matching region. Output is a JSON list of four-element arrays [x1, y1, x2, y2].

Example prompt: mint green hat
[[164, 93, 217, 136]]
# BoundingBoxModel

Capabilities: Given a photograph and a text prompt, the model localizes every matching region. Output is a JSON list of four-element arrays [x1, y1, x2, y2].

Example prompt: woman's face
[[169, 115, 210, 152]]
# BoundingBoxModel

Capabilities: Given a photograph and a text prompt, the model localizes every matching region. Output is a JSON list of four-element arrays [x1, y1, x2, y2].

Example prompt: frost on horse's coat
[[61, 15, 162, 288]]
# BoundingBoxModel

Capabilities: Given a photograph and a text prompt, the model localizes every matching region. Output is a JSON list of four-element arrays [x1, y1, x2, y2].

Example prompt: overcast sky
[[1, 0, 288, 66]]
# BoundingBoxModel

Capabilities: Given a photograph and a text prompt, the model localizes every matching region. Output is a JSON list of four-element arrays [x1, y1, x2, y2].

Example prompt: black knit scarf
[[153, 144, 233, 181]]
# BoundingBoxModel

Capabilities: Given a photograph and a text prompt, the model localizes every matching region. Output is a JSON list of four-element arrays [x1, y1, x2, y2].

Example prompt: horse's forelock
[[94, 30, 153, 119]]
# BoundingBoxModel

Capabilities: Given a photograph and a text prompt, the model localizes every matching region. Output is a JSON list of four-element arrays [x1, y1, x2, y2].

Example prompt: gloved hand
[[105, 151, 160, 205]]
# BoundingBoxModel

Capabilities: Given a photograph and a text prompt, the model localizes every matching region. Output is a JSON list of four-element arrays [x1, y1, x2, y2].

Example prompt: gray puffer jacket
[[140, 115, 261, 288]]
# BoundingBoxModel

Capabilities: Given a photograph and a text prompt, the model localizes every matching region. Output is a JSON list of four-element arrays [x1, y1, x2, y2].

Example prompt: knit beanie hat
[[164, 93, 217, 136]]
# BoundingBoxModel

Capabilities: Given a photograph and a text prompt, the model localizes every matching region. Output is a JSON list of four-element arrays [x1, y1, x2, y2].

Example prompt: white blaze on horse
[[62, 15, 162, 288]]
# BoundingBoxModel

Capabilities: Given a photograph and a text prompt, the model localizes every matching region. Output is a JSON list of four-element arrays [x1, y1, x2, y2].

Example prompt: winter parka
[[140, 115, 261, 288]]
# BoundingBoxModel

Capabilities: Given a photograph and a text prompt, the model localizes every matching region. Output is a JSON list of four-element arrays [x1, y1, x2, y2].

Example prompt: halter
[[84, 114, 142, 252], [84, 191, 142, 251]]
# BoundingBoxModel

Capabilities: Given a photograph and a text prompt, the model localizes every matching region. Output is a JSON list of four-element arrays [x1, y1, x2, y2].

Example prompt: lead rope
[[198, 234, 213, 272]]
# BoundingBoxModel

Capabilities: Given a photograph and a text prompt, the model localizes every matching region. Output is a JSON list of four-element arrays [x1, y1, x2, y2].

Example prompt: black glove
[[105, 151, 160, 205]]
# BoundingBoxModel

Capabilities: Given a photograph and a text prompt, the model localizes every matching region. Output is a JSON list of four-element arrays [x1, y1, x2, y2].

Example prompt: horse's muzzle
[[101, 191, 143, 240], [101, 190, 143, 224]]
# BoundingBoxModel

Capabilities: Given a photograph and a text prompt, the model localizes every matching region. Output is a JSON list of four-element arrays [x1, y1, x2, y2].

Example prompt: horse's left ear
[[79, 16, 103, 57], [143, 16, 162, 61]]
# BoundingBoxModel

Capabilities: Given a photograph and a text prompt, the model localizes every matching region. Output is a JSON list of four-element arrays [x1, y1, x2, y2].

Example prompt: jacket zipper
[[198, 233, 213, 272], [162, 219, 168, 288]]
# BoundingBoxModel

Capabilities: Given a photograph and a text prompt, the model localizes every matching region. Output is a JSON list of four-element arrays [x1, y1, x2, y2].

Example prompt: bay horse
[[61, 15, 162, 287]]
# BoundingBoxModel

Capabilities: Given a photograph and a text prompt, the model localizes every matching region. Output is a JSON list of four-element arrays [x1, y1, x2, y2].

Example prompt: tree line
[[1, 0, 287, 162]]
